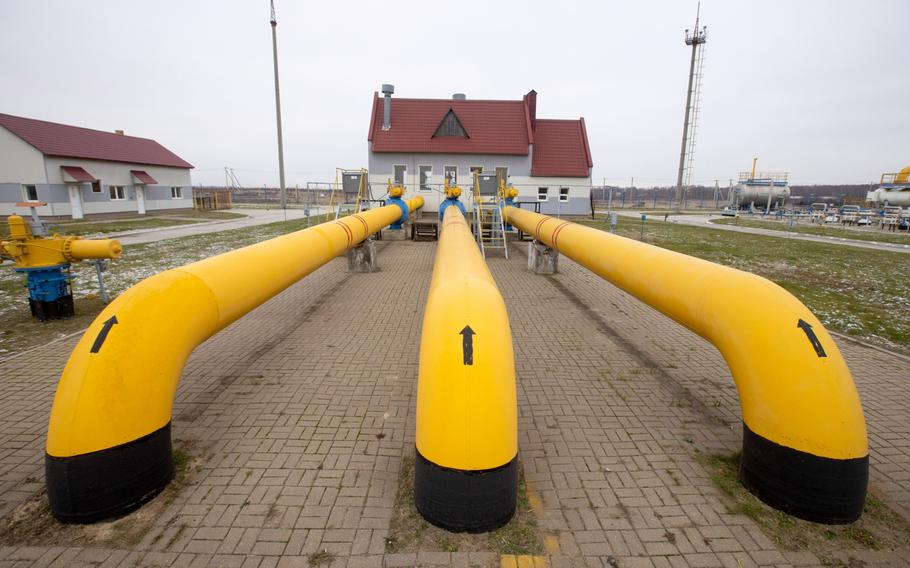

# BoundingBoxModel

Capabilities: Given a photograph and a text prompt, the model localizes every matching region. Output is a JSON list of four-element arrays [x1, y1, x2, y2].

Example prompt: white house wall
[[0, 126, 47, 184], [0, 125, 53, 215], [510, 175, 592, 216], [36, 157, 191, 217], [367, 147, 591, 214]]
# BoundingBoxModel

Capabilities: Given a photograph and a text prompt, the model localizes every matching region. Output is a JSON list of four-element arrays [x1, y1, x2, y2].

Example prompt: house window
[[109, 185, 126, 200], [538, 187, 549, 201], [171, 186, 183, 199], [559, 187, 570, 202], [496, 167, 509, 188], [91, 181, 102, 193], [419, 166, 432, 192], [444, 165, 457, 186], [393, 165, 406, 187], [22, 184, 38, 201], [469, 166, 483, 175]]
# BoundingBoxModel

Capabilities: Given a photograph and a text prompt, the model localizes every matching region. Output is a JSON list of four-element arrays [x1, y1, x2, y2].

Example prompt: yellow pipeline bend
[[503, 206, 868, 523], [414, 207, 517, 532], [45, 198, 422, 523]]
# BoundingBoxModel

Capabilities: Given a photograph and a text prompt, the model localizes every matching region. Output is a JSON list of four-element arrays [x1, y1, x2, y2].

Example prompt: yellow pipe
[[67, 239, 123, 261], [414, 206, 517, 532], [45, 197, 422, 523], [894, 165, 910, 184], [751, 157, 758, 179], [503, 206, 868, 524]]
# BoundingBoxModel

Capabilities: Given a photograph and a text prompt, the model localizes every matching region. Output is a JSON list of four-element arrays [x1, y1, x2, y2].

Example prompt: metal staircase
[[471, 176, 508, 259], [326, 168, 370, 221]]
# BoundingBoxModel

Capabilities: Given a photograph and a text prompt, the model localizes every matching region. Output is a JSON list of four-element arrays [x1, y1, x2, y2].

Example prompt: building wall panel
[[0, 126, 47, 183]]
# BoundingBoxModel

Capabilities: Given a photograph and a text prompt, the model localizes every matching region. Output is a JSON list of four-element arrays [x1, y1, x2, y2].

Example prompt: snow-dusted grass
[[581, 216, 910, 354], [0, 215, 317, 358]]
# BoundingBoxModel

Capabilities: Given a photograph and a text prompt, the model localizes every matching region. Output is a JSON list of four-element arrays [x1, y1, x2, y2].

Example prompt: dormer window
[[433, 109, 469, 138]]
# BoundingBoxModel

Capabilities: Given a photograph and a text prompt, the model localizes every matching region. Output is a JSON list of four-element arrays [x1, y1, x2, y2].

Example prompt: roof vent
[[114, 129, 124, 135], [381, 84, 394, 130], [452, 93, 466, 101]]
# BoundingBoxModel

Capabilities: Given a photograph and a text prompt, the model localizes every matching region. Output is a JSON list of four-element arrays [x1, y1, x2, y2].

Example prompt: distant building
[[0, 113, 193, 219], [367, 87, 593, 214]]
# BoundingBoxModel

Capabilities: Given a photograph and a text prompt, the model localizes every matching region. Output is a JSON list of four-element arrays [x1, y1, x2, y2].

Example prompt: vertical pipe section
[[503, 206, 868, 524], [46, 198, 423, 523], [415, 207, 517, 532]]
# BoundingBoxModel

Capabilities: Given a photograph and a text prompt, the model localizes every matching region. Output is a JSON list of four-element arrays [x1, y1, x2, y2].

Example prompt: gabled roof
[[367, 90, 592, 177], [368, 94, 531, 155], [0, 113, 193, 169], [531, 119, 593, 178]]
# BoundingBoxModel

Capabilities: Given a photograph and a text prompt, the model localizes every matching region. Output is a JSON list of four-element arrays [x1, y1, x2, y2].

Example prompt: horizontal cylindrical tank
[[867, 187, 910, 207], [732, 183, 791, 209]]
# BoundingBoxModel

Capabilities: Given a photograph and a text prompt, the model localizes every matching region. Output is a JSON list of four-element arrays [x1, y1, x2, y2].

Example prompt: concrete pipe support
[[45, 198, 423, 523], [415, 207, 518, 532], [502, 206, 868, 524]]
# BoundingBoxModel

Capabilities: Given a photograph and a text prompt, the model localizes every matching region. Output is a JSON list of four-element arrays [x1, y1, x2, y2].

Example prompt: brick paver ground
[[1, 235, 909, 567]]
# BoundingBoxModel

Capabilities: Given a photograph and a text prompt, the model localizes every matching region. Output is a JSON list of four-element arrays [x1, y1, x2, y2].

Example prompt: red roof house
[[367, 87, 593, 213], [1, 113, 193, 219]]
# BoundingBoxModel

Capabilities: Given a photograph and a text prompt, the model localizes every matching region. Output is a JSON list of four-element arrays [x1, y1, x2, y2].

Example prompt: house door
[[67, 184, 84, 219], [136, 186, 146, 215]]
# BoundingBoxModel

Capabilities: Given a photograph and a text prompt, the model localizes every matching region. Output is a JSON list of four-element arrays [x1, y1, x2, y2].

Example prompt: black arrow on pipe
[[90, 316, 118, 354], [459, 325, 475, 365], [797, 319, 826, 358]]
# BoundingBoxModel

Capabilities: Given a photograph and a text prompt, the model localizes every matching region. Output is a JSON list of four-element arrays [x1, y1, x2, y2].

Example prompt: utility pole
[[675, 3, 707, 212], [270, 0, 288, 216]]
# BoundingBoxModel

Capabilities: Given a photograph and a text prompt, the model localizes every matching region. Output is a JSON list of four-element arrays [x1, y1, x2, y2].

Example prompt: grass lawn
[[0, 214, 314, 358], [579, 216, 910, 354], [713, 216, 910, 246]]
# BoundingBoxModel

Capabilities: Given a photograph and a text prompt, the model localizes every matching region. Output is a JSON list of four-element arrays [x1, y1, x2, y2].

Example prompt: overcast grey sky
[[1, 0, 908, 187]]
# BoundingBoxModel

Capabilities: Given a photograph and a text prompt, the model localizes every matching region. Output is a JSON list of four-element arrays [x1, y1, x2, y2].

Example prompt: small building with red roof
[[367, 86, 592, 214], [0, 113, 193, 219]]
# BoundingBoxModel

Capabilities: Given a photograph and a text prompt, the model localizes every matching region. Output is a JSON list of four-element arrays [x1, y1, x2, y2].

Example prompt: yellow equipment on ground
[[1, 214, 122, 267], [415, 206, 517, 532], [502, 206, 868, 524], [45, 197, 423, 523], [2, 213, 121, 320]]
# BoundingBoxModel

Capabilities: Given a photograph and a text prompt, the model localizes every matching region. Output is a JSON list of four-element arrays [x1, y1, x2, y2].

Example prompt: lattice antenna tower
[[674, 3, 708, 211]]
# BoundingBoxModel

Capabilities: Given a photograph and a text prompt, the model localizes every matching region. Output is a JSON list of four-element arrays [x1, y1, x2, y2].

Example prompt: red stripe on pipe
[[337, 220, 353, 248], [534, 218, 548, 240], [352, 214, 370, 237], [551, 222, 571, 248]]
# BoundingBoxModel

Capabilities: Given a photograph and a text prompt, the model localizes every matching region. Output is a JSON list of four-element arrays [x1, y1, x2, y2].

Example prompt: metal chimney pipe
[[381, 84, 394, 130]]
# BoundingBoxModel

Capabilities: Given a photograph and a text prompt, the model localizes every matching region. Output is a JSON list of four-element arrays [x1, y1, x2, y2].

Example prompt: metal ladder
[[471, 178, 508, 259]]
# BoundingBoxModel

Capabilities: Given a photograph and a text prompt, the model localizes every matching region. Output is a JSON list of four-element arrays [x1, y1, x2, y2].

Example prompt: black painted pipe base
[[739, 422, 868, 524], [46, 422, 174, 523], [415, 449, 517, 533], [29, 295, 74, 321]]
